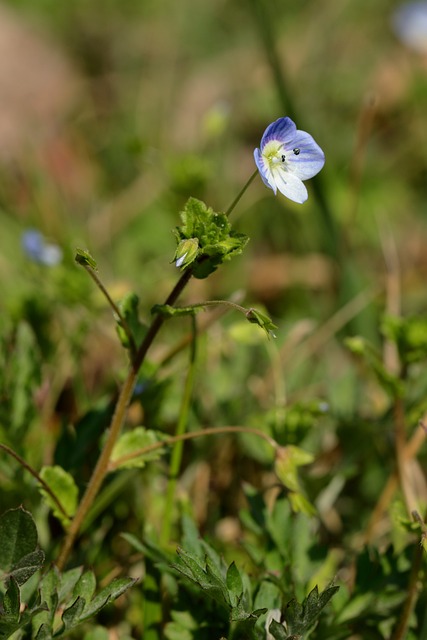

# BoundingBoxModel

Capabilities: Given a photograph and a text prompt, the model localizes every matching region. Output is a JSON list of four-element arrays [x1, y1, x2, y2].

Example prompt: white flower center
[[262, 140, 287, 171]]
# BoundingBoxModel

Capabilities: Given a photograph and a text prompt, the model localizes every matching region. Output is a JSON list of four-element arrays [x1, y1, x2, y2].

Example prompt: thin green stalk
[[0, 443, 69, 520], [56, 268, 193, 570], [110, 425, 278, 470], [81, 262, 137, 360], [161, 316, 197, 545], [224, 169, 258, 217]]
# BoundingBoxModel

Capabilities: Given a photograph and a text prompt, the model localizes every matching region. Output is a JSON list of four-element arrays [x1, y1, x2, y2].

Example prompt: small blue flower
[[392, 2, 427, 54], [254, 117, 325, 204], [22, 229, 63, 266]]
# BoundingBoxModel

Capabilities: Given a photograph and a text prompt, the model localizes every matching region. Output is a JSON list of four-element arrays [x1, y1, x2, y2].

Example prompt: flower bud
[[174, 238, 199, 269]]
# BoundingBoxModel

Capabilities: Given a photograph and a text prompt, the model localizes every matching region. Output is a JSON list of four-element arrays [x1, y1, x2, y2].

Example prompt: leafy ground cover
[[1, 0, 427, 638]]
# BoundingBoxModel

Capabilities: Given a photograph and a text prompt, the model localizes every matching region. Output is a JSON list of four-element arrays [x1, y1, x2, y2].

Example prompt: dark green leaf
[[79, 577, 136, 621], [10, 548, 45, 586], [2, 577, 20, 622], [268, 619, 288, 640], [61, 596, 86, 630], [0, 507, 38, 572], [226, 562, 243, 602]]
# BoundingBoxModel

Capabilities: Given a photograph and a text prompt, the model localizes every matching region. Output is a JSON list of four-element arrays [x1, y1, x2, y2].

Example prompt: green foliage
[[173, 198, 249, 278], [0, 509, 135, 639], [116, 292, 146, 350], [111, 426, 165, 469], [39, 466, 79, 527], [3, 1, 427, 637]]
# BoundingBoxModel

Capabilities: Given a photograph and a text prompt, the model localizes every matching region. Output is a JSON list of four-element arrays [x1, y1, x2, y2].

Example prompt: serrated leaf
[[39, 466, 78, 526], [284, 585, 339, 635], [79, 577, 136, 621], [173, 549, 230, 610], [174, 197, 249, 279], [3, 576, 20, 622], [0, 507, 38, 572], [75, 249, 97, 270], [111, 427, 164, 470]]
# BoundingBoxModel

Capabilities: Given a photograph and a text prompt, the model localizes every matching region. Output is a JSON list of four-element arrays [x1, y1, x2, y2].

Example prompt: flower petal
[[260, 117, 297, 151], [273, 167, 308, 203], [254, 148, 277, 194], [285, 130, 325, 180]]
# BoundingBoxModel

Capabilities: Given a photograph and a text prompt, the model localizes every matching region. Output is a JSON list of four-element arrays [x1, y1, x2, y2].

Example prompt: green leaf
[[35, 623, 53, 639], [288, 492, 317, 517], [0, 507, 38, 572], [284, 585, 339, 636], [75, 248, 97, 270], [3, 577, 20, 622], [274, 446, 314, 493], [58, 567, 83, 602], [73, 570, 96, 605], [268, 619, 288, 640], [9, 322, 41, 434], [10, 548, 45, 586], [174, 197, 249, 279], [61, 596, 86, 631], [79, 577, 136, 621], [116, 293, 146, 349], [226, 562, 243, 603], [382, 314, 427, 365], [32, 567, 59, 636], [111, 427, 164, 470], [39, 466, 79, 526]]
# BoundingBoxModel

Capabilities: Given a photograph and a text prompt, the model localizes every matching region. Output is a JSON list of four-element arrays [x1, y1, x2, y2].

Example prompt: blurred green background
[[1, 0, 427, 560]]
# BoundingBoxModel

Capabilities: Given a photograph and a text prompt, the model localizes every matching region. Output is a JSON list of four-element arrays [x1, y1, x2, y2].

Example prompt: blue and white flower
[[392, 2, 427, 54], [254, 117, 325, 204], [22, 229, 63, 266]]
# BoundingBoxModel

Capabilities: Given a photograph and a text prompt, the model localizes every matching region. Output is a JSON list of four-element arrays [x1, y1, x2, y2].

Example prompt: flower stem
[[81, 262, 137, 360], [56, 268, 193, 570], [109, 425, 278, 470], [160, 316, 197, 545], [224, 169, 258, 217]]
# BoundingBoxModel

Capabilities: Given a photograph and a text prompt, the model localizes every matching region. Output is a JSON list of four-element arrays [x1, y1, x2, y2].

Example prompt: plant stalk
[[56, 268, 192, 570]]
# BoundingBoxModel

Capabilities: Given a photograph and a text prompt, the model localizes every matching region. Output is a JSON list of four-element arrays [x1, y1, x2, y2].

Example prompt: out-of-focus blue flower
[[254, 117, 325, 204], [22, 229, 62, 266], [392, 2, 427, 54]]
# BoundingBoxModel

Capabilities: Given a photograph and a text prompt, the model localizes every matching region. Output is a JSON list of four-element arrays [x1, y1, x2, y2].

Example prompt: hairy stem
[[56, 268, 192, 570], [224, 169, 258, 217]]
